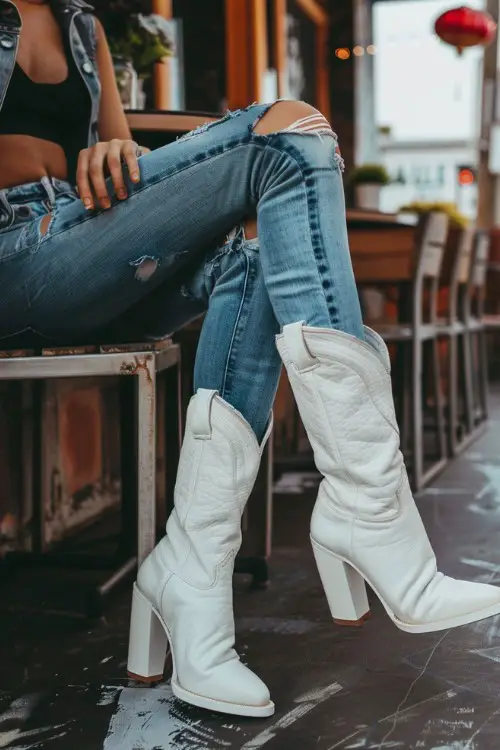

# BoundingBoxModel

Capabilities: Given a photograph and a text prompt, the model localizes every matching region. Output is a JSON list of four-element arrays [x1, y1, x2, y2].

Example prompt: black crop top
[[0, 44, 91, 183]]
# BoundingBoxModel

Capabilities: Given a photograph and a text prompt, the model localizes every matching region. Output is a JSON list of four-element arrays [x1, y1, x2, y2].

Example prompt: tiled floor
[[2, 394, 500, 749]]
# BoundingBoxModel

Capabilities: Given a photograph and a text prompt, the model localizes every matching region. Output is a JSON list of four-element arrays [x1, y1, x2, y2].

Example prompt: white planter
[[136, 78, 147, 110], [114, 58, 139, 110], [355, 184, 382, 211]]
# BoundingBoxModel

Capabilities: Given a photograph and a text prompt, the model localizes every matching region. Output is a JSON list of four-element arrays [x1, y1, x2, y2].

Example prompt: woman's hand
[[76, 139, 150, 210]]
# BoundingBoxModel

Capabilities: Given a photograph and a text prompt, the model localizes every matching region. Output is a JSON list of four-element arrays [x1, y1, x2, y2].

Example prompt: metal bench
[[0, 338, 181, 617], [0, 112, 209, 614]]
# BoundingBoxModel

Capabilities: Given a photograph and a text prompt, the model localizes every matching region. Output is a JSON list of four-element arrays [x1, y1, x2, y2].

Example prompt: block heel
[[312, 542, 371, 626], [127, 583, 169, 683]]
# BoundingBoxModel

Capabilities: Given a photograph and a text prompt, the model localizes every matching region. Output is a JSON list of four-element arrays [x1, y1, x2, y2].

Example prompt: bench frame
[[1, 341, 182, 617]]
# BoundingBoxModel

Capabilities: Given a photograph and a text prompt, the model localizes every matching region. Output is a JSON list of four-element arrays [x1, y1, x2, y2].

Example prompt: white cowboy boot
[[277, 322, 500, 633], [127, 389, 274, 718]]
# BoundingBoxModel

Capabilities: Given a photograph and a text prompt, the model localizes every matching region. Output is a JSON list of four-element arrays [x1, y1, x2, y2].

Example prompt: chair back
[[456, 228, 475, 283], [446, 226, 474, 324], [414, 212, 449, 279], [468, 230, 490, 319], [413, 212, 449, 324]]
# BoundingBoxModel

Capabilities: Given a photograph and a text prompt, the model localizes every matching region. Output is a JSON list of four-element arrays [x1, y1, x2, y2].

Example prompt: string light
[[335, 45, 377, 60], [335, 47, 350, 60]]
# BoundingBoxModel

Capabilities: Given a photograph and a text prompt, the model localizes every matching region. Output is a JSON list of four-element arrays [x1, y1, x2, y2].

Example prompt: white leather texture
[[277, 324, 500, 628], [137, 389, 273, 709]]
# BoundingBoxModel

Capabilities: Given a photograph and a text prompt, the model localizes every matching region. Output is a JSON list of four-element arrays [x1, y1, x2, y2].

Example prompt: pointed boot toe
[[277, 323, 500, 634], [127, 390, 274, 718]]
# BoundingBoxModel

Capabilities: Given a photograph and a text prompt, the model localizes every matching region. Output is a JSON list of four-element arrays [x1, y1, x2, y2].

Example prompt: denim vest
[[0, 0, 101, 149]]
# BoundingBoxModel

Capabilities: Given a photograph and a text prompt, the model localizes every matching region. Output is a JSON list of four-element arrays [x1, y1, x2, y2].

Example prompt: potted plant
[[399, 201, 470, 283], [398, 201, 468, 228], [108, 14, 175, 109], [350, 164, 390, 211], [377, 124, 392, 147]]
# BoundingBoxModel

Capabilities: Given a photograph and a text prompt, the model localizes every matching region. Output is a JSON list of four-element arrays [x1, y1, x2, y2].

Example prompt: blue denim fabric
[[0, 102, 364, 439]]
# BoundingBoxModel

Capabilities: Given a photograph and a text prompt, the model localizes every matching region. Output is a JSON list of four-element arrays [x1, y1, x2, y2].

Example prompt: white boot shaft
[[128, 389, 274, 717], [154, 388, 267, 592], [277, 322, 500, 632]]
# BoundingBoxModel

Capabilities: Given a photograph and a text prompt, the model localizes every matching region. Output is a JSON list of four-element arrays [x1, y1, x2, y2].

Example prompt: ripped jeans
[[0, 102, 363, 441]]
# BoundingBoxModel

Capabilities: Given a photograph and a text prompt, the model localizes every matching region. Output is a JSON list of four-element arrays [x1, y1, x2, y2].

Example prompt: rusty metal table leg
[[136, 355, 157, 566], [164, 353, 182, 519]]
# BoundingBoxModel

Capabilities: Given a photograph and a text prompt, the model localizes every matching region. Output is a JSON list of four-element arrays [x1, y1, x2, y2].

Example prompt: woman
[[1, 0, 499, 721]]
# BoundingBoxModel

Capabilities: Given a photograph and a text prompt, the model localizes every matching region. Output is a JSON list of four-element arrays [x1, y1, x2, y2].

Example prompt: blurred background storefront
[[91, 1, 334, 115], [88, 0, 382, 190], [94, 0, 487, 215]]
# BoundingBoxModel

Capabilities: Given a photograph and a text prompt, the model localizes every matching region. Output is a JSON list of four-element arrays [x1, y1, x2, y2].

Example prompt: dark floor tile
[[2, 392, 500, 748]]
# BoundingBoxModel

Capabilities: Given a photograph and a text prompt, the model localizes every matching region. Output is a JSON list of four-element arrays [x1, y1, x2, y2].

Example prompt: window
[[436, 165, 445, 187]]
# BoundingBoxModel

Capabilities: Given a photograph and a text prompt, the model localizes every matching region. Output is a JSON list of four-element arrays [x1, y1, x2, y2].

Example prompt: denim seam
[[205, 242, 234, 275], [220, 250, 252, 401], [40, 136, 256, 243], [200, 230, 255, 299], [252, 136, 340, 323], [0, 236, 30, 262]]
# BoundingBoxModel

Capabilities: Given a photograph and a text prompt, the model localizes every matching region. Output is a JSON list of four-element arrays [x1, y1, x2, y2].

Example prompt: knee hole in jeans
[[243, 217, 258, 240], [129, 255, 160, 282], [252, 100, 334, 139], [40, 213, 52, 236]]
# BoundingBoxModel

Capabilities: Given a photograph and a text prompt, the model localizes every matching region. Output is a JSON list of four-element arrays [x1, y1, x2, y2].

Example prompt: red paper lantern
[[434, 5, 497, 55]]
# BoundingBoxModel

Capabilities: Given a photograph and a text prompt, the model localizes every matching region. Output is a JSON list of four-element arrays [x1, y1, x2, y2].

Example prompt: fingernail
[[83, 198, 93, 209], [131, 172, 140, 182], [102, 198, 111, 209], [118, 189, 127, 199]]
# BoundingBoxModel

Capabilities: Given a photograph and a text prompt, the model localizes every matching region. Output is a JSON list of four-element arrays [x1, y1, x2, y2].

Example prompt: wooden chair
[[361, 212, 449, 491], [0, 338, 182, 617], [484, 256, 500, 377], [484, 263, 500, 373], [465, 231, 490, 430], [437, 227, 475, 455]]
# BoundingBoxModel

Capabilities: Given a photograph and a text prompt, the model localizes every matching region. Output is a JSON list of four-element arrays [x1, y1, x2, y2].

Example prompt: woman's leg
[[127, 230, 281, 717], [105, 226, 280, 442], [191, 229, 281, 442], [2, 101, 362, 344]]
